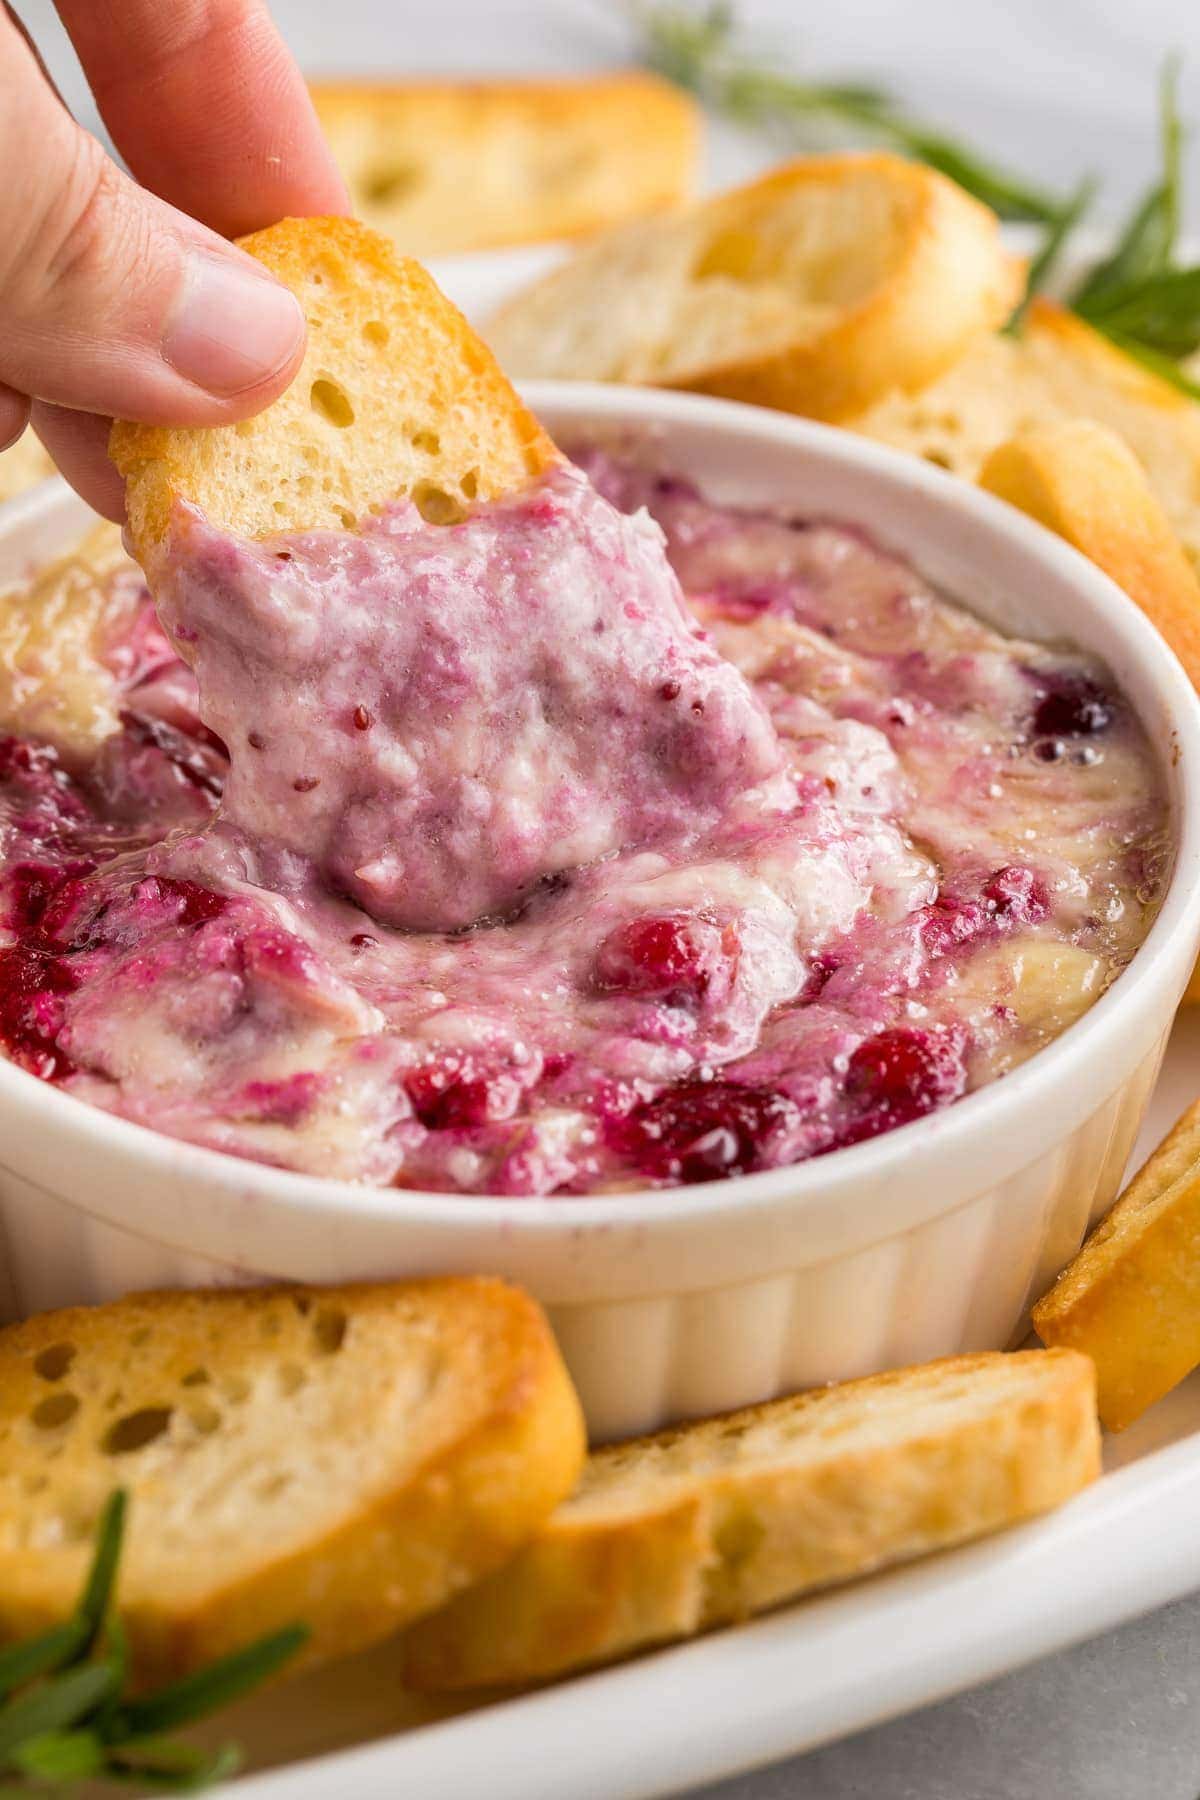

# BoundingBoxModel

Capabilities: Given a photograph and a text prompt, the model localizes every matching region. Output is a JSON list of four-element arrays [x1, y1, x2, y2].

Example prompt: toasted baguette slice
[[110, 217, 558, 561], [486, 153, 1022, 421], [0, 1279, 585, 1683], [1034, 1100, 1200, 1430], [405, 1349, 1099, 1690], [855, 298, 1200, 580], [980, 419, 1200, 689], [311, 74, 700, 256], [0, 429, 55, 504]]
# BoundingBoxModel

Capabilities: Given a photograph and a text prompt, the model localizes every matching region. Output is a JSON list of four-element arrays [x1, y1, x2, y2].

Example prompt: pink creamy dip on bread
[[0, 448, 1170, 1193]]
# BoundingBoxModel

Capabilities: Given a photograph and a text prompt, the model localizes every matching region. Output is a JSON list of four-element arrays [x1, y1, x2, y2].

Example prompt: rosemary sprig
[[630, 4, 1200, 395], [0, 1492, 308, 1793]]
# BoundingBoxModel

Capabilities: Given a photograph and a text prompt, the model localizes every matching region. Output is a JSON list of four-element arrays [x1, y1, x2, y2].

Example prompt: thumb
[[0, 21, 305, 428]]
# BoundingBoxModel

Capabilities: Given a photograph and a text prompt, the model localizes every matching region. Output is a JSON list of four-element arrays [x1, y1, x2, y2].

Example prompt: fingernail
[[164, 252, 305, 396]]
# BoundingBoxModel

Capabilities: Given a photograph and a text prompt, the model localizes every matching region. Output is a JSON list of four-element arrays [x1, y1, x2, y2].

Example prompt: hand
[[0, 1, 349, 520]]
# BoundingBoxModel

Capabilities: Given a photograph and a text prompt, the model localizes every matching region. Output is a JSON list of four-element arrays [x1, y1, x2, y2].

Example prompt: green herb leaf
[[76, 1491, 127, 1652], [112, 1625, 308, 1739], [10, 1727, 106, 1781], [0, 1622, 89, 1707], [105, 1736, 242, 1793], [1072, 55, 1182, 313], [1080, 265, 1200, 358], [0, 1492, 305, 1793], [868, 121, 1065, 224], [90, 1616, 130, 1742], [0, 1661, 119, 1770]]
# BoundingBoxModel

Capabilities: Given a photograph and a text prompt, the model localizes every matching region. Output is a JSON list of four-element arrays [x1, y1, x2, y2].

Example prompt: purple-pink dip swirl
[[0, 447, 1171, 1193]]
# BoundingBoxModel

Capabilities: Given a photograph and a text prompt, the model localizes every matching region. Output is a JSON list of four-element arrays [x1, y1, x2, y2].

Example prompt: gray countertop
[[17, 1, 1200, 1791], [697, 1593, 1200, 1799]]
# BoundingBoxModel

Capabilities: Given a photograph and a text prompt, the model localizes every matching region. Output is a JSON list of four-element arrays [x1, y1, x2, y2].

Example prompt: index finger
[[54, 0, 349, 237]]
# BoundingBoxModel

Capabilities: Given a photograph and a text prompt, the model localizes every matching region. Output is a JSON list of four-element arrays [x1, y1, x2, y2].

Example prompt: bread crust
[[110, 217, 558, 559], [405, 1349, 1099, 1690], [1034, 1100, 1200, 1430], [980, 418, 1200, 688], [0, 1278, 585, 1683], [310, 74, 700, 255]]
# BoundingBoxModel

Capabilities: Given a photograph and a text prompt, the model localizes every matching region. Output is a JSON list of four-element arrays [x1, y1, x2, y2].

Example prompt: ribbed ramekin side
[[0, 1035, 1170, 1441], [550, 1041, 1165, 1439]]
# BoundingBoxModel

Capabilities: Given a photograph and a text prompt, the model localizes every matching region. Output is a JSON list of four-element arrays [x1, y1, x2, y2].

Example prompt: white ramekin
[[3, 386, 1200, 1441]]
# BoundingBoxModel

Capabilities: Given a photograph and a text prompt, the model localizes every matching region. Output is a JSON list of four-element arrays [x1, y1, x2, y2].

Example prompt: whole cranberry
[[840, 1025, 967, 1143], [0, 945, 79, 1080], [592, 914, 727, 1001], [614, 1079, 798, 1183], [1030, 673, 1113, 739]]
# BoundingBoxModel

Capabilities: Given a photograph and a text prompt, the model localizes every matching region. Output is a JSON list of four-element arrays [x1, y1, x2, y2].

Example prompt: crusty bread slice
[[405, 1349, 1099, 1690], [979, 418, 1200, 689], [485, 153, 1022, 421], [0, 430, 54, 504], [1034, 1099, 1200, 1430], [855, 298, 1200, 580], [0, 1279, 585, 1683], [110, 217, 558, 559], [310, 74, 700, 256]]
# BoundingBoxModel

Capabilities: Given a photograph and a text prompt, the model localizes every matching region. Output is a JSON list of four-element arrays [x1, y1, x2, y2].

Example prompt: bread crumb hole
[[256, 1471, 293, 1503], [363, 320, 389, 348], [31, 1392, 79, 1430], [278, 1362, 307, 1395], [337, 506, 356, 527], [312, 1307, 347, 1355], [221, 1375, 251, 1404], [103, 1407, 172, 1455], [181, 1367, 209, 1387], [187, 1401, 222, 1436], [713, 1509, 766, 1569], [130, 1327, 152, 1348], [310, 378, 355, 429], [293, 1295, 313, 1315], [413, 482, 463, 525], [34, 1343, 76, 1381], [411, 428, 441, 456], [460, 468, 479, 500]]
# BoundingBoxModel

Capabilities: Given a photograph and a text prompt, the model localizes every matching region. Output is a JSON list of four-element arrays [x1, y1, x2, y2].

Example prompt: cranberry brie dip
[[0, 451, 1170, 1194]]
